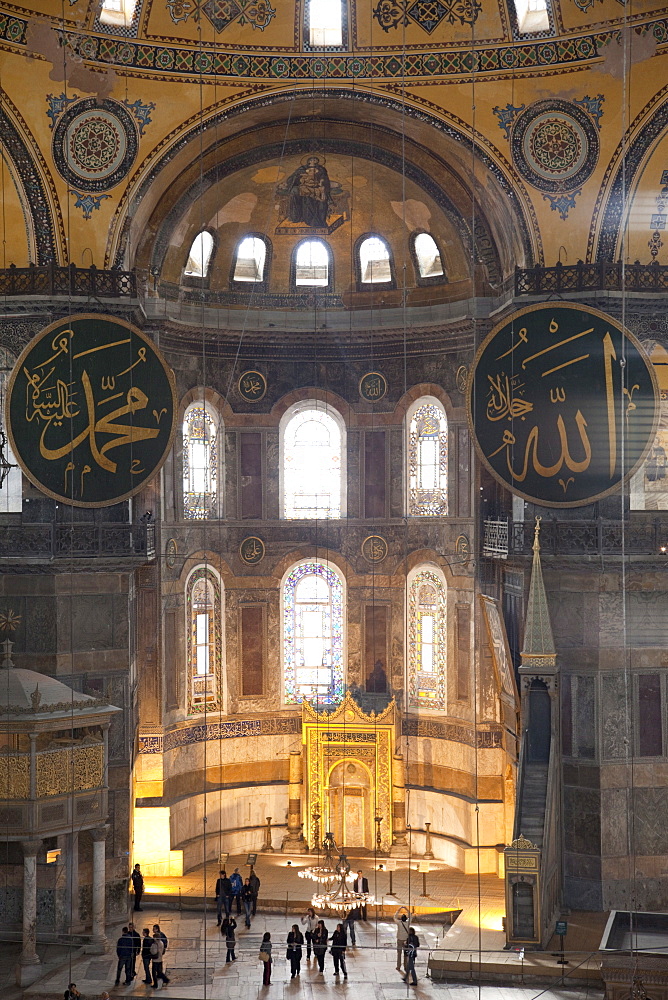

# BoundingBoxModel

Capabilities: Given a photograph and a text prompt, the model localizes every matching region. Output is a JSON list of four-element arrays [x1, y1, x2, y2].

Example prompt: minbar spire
[[520, 517, 556, 670]]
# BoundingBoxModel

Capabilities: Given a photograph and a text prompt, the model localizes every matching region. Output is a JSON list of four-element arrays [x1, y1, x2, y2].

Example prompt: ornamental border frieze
[[402, 718, 503, 748], [142, 716, 301, 753], [3, 17, 667, 82]]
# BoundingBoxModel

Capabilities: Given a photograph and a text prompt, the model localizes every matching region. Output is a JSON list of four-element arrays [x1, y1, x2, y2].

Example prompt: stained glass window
[[408, 568, 446, 709], [283, 407, 342, 518], [408, 399, 448, 515], [186, 567, 222, 713], [183, 404, 218, 519], [414, 232, 444, 278], [283, 561, 344, 705], [184, 231, 214, 278]]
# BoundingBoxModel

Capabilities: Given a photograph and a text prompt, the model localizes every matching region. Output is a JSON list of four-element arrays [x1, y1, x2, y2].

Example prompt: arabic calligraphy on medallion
[[359, 371, 388, 402], [361, 534, 388, 563], [239, 536, 265, 565], [468, 304, 658, 507], [5, 314, 177, 508], [238, 370, 267, 402]]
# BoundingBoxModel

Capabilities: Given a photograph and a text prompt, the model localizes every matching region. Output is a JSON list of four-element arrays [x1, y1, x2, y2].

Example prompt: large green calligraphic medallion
[[468, 303, 658, 507], [6, 314, 177, 507]]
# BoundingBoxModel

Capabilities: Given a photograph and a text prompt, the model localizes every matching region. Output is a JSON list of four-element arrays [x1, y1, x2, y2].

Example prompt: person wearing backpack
[[229, 867, 243, 914], [222, 915, 237, 962], [152, 924, 169, 975], [403, 927, 420, 986]]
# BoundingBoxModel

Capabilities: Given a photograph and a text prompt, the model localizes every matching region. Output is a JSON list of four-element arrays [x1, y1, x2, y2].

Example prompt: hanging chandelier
[[298, 831, 354, 884], [306, 839, 375, 912]]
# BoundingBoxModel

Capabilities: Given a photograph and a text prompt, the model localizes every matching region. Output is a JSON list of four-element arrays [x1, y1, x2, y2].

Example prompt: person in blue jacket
[[229, 867, 243, 915]]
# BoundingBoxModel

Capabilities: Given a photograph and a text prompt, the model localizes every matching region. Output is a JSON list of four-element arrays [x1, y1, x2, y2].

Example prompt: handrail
[[0, 262, 136, 298], [515, 260, 668, 296], [513, 728, 529, 841]]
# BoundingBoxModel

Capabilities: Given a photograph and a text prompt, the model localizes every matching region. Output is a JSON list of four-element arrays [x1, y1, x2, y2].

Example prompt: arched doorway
[[327, 759, 372, 850]]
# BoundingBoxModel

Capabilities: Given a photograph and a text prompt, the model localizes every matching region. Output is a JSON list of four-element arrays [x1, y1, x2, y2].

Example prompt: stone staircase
[[517, 761, 549, 848]]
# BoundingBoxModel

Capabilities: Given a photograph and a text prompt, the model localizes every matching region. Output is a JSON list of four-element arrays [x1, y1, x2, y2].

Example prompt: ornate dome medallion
[[510, 99, 599, 194], [52, 98, 138, 192]]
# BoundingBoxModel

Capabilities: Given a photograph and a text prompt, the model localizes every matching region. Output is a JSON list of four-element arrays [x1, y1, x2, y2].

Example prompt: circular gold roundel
[[5, 314, 176, 508], [467, 303, 658, 508]]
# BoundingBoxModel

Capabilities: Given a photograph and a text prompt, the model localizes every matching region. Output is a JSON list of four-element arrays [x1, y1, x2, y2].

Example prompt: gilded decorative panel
[[0, 753, 29, 799], [36, 744, 104, 798]]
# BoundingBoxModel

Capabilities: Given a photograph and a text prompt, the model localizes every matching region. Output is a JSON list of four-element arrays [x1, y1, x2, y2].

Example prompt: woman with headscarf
[[286, 923, 304, 978]]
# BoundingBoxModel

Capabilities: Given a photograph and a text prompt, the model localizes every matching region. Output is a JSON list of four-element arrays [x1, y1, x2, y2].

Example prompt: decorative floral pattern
[[70, 190, 112, 221], [373, 0, 479, 31], [167, 0, 275, 31], [52, 98, 138, 192]]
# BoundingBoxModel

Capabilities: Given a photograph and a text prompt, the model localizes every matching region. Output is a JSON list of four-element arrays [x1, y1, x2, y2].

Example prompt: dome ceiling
[[3, 0, 668, 84]]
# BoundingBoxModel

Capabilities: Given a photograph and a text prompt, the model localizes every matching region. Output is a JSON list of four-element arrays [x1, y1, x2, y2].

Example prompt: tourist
[[114, 926, 134, 986], [127, 922, 141, 979], [215, 869, 231, 924], [312, 919, 328, 975], [222, 915, 237, 962], [241, 877, 254, 927], [229, 867, 243, 915], [353, 869, 369, 919], [301, 906, 318, 958], [249, 868, 261, 915], [286, 923, 304, 978], [152, 924, 169, 974], [150, 930, 170, 988], [260, 930, 272, 985], [394, 906, 409, 971], [344, 904, 359, 945], [131, 863, 144, 911], [63, 983, 80, 1000], [141, 928, 153, 983], [331, 922, 348, 979], [403, 926, 420, 986]]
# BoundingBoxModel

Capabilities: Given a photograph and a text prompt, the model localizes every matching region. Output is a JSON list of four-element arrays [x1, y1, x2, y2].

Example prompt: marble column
[[90, 827, 109, 953], [390, 753, 409, 856], [282, 750, 308, 852], [17, 839, 42, 983]]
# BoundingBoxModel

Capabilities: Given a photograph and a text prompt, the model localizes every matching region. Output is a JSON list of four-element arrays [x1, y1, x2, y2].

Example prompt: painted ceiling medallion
[[373, 0, 480, 32], [509, 99, 600, 219], [52, 98, 138, 192]]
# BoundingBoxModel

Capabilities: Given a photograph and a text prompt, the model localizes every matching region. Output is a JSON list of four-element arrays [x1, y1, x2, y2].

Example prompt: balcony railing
[[0, 263, 136, 298], [483, 518, 668, 557], [0, 522, 154, 559], [515, 260, 668, 296]]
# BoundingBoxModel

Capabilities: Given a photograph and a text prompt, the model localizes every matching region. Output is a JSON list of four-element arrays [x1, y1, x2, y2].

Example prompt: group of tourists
[[247, 903, 420, 986], [215, 867, 260, 927], [115, 923, 169, 988]]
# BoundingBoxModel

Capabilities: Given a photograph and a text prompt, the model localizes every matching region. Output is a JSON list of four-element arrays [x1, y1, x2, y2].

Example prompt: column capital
[[90, 826, 109, 843], [21, 839, 42, 858]]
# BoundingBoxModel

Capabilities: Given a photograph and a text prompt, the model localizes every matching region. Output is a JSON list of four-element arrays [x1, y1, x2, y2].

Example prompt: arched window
[[358, 236, 392, 284], [407, 397, 448, 515], [513, 0, 548, 32], [182, 402, 219, 519], [408, 567, 447, 709], [283, 561, 344, 705], [282, 405, 344, 518], [233, 235, 267, 283], [0, 351, 22, 513], [100, 0, 137, 26], [186, 566, 222, 713], [294, 240, 330, 287], [184, 231, 214, 278], [308, 0, 343, 46], [413, 232, 444, 279]]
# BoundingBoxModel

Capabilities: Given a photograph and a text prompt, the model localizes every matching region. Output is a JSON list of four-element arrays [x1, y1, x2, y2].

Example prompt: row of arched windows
[[182, 396, 449, 520], [186, 561, 447, 714], [183, 231, 446, 288]]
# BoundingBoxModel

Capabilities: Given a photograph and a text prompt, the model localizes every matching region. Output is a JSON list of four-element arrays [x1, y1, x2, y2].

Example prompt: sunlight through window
[[414, 232, 444, 278], [309, 0, 343, 46], [184, 231, 214, 278], [359, 236, 392, 283], [295, 240, 329, 286], [233, 235, 266, 282]]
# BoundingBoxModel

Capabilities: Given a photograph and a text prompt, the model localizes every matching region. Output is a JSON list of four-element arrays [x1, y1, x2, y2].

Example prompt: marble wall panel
[[550, 591, 586, 648], [564, 786, 600, 855], [601, 787, 629, 856], [600, 673, 629, 759], [632, 787, 668, 855]]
